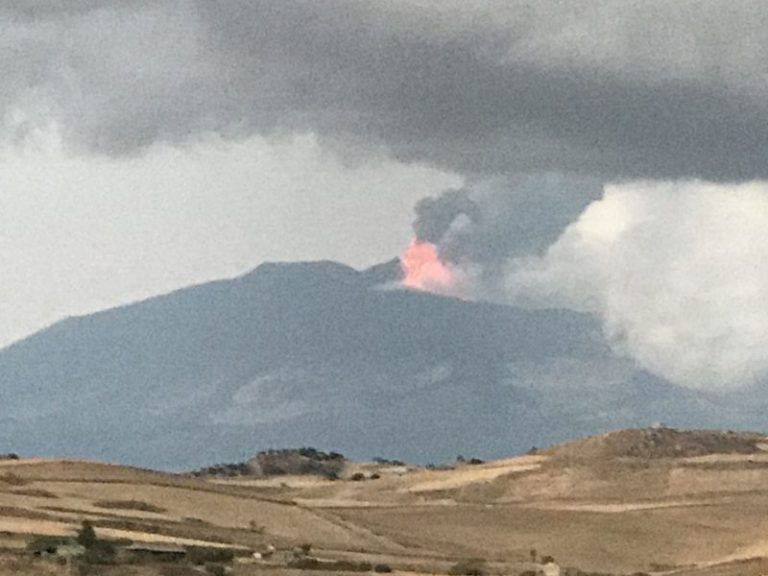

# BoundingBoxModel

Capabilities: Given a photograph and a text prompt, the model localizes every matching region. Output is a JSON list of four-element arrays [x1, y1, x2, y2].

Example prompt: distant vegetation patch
[[288, 558, 373, 571], [373, 457, 405, 466], [190, 462, 250, 477], [249, 447, 345, 478], [547, 427, 768, 461], [186, 546, 235, 565], [93, 500, 167, 513], [26, 534, 71, 554], [192, 447, 346, 479], [456, 455, 484, 465], [158, 567, 204, 576]]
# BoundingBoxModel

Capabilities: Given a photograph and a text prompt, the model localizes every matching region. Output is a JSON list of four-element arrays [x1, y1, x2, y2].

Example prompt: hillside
[[241, 428, 768, 506], [3, 429, 768, 575], [545, 427, 767, 460], [0, 259, 762, 470], [263, 428, 768, 574]]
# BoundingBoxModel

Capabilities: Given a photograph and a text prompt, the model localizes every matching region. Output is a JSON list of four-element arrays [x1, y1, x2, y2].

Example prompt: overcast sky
[[4, 1, 768, 389]]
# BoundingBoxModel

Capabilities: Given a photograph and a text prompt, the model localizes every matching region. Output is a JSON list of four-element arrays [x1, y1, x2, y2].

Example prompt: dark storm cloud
[[4, 1, 768, 180]]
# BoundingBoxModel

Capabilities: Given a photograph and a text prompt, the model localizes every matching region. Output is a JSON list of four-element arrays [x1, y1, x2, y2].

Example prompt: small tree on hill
[[76, 520, 97, 549]]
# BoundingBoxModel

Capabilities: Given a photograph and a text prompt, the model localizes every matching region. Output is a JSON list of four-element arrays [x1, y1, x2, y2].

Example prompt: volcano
[[0, 258, 762, 470]]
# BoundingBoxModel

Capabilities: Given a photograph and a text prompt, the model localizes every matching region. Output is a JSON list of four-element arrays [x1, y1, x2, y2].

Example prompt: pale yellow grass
[[0, 459, 167, 483], [8, 440, 768, 574], [32, 480, 401, 551], [95, 527, 249, 549], [0, 518, 72, 536], [397, 456, 545, 493], [683, 453, 768, 464], [666, 467, 768, 496], [210, 476, 334, 489], [0, 459, 54, 468], [721, 539, 768, 563], [334, 500, 768, 573], [0, 491, 170, 523], [293, 497, 457, 508], [521, 499, 717, 513], [0, 514, 246, 550]]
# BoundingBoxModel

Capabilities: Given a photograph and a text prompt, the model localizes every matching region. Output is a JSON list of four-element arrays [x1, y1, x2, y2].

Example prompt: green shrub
[[76, 521, 97, 549], [186, 546, 235, 565], [26, 535, 71, 553], [205, 563, 226, 576], [76, 564, 96, 576], [289, 557, 321, 570], [81, 542, 116, 565], [158, 566, 201, 576], [247, 448, 347, 478], [374, 563, 393, 573], [288, 558, 372, 572], [372, 457, 404, 466]]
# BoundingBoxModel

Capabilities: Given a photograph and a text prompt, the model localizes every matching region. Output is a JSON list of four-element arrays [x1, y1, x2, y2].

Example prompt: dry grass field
[[3, 428, 768, 575]]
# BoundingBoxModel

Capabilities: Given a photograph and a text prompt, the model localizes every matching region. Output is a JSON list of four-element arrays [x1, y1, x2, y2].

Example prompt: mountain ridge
[[0, 259, 763, 470]]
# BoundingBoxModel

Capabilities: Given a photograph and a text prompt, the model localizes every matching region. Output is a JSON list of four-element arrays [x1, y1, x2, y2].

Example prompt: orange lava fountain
[[400, 238, 453, 291]]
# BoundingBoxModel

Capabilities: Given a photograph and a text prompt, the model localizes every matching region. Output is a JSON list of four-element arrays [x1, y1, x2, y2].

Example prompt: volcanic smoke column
[[400, 189, 480, 293]]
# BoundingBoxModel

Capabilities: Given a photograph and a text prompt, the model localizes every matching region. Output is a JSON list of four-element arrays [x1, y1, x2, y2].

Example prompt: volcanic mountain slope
[[0, 259, 763, 469]]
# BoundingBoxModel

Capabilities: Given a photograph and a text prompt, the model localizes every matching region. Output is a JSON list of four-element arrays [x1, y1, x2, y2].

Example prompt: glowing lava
[[400, 239, 453, 291]]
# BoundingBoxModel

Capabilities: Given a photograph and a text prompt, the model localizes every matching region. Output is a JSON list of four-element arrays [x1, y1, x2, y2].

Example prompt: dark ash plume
[[408, 175, 604, 298], [412, 189, 481, 245]]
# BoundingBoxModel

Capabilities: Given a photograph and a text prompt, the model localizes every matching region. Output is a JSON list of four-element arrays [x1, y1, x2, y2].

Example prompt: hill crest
[[544, 427, 767, 461]]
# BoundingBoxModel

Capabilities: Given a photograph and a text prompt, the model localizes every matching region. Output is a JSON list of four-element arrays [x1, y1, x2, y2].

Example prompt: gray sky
[[0, 131, 459, 345], [4, 1, 768, 389]]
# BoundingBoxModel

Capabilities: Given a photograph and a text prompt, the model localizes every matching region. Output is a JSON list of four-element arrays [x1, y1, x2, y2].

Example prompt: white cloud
[[508, 181, 768, 390]]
